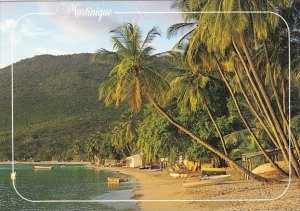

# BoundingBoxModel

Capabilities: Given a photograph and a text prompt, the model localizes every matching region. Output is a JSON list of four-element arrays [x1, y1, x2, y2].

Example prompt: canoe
[[34, 166, 53, 170], [251, 161, 288, 179], [170, 172, 189, 178], [202, 167, 227, 172], [170, 172, 180, 178], [170, 172, 201, 178], [182, 175, 230, 188], [107, 177, 129, 183]]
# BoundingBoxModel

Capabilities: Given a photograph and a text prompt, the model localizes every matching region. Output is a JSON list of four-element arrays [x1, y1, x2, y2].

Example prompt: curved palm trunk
[[232, 38, 292, 170], [232, 38, 281, 144], [240, 34, 300, 176], [233, 67, 279, 149], [281, 79, 286, 117], [215, 59, 288, 177], [281, 79, 287, 134], [263, 41, 300, 158], [203, 98, 228, 156], [145, 93, 271, 182]]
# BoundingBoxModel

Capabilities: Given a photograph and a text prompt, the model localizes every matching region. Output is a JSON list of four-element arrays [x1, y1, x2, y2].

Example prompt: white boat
[[11, 172, 17, 180], [170, 172, 181, 178], [107, 177, 129, 183], [33, 166, 53, 170], [182, 175, 230, 188]]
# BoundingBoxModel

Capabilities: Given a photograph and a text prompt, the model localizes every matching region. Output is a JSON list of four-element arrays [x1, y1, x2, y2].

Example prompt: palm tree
[[94, 23, 269, 181], [170, 0, 299, 177], [110, 111, 138, 156], [85, 132, 101, 163], [167, 53, 228, 156]]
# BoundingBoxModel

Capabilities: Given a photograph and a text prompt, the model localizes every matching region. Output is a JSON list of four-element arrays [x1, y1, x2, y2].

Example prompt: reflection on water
[[0, 165, 139, 210]]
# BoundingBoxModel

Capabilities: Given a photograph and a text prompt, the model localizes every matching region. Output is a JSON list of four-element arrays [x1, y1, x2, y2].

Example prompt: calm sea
[[0, 165, 138, 210]]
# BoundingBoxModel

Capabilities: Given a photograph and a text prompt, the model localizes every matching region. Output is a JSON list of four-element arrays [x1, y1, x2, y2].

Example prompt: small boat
[[182, 175, 230, 188], [34, 166, 53, 170], [107, 177, 129, 183], [170, 172, 189, 178], [202, 167, 227, 172], [202, 167, 227, 175], [11, 172, 17, 180], [251, 161, 288, 179], [170, 172, 201, 178], [170, 172, 180, 178]]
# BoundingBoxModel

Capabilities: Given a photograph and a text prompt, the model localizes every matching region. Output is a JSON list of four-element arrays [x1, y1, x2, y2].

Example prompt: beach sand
[[109, 167, 300, 211]]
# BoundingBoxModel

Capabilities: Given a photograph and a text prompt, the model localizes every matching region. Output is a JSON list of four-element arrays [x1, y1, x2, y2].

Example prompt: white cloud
[[0, 19, 16, 33], [19, 20, 48, 37], [35, 47, 66, 55]]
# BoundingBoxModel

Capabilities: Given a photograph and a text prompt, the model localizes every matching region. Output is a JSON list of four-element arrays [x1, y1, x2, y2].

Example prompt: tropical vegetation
[[1, 0, 299, 182], [94, 1, 300, 181]]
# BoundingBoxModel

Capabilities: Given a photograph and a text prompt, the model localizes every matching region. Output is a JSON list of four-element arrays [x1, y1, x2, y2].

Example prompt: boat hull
[[182, 175, 230, 188], [33, 166, 53, 170]]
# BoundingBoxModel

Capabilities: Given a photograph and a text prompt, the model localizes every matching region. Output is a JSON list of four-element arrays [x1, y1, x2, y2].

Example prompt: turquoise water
[[0, 165, 138, 210]]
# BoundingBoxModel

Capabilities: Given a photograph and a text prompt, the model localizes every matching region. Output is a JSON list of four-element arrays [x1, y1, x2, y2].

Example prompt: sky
[[0, 1, 184, 68]]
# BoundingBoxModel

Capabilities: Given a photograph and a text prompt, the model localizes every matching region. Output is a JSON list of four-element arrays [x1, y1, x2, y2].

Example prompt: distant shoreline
[[0, 161, 91, 165]]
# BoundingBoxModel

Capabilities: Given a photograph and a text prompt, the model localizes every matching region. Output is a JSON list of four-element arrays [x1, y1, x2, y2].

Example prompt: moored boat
[[107, 177, 129, 183], [33, 166, 53, 170], [202, 167, 227, 172], [11, 172, 17, 180], [182, 175, 230, 188], [251, 161, 288, 179], [170, 172, 201, 178]]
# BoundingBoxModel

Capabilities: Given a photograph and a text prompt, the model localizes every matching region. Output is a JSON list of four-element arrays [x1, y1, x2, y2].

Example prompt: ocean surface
[[0, 164, 138, 210]]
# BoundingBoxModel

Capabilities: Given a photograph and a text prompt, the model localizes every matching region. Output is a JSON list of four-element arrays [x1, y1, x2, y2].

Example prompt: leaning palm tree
[[171, 0, 299, 177], [94, 23, 269, 181]]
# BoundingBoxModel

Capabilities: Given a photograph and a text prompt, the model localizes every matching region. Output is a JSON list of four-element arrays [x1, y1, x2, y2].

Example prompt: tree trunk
[[203, 98, 229, 156], [232, 38, 291, 170], [233, 66, 279, 149], [240, 34, 300, 176], [146, 93, 271, 182], [215, 59, 288, 177], [263, 41, 300, 159], [232, 38, 282, 147], [282, 79, 286, 117]]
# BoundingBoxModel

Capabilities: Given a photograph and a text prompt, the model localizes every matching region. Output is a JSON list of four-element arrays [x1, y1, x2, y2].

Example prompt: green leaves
[[128, 77, 142, 112], [169, 67, 210, 113], [94, 23, 167, 113], [142, 26, 161, 48]]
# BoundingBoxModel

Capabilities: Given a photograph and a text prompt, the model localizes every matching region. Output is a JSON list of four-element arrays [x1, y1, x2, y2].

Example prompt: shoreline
[[4, 163, 300, 210], [102, 167, 300, 211], [0, 161, 91, 165]]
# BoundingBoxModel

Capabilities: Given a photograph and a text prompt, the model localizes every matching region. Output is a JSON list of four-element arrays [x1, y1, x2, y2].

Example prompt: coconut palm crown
[[93, 23, 169, 113]]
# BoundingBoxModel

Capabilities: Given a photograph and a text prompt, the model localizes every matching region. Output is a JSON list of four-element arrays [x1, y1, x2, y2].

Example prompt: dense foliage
[[0, 54, 125, 161], [1, 1, 299, 182]]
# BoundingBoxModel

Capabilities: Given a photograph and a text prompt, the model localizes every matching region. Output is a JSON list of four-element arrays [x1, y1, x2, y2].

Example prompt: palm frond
[[167, 22, 197, 39], [128, 77, 142, 112], [142, 26, 161, 48]]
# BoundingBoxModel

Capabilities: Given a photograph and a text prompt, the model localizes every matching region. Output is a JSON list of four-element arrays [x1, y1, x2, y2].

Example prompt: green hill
[[0, 53, 124, 161]]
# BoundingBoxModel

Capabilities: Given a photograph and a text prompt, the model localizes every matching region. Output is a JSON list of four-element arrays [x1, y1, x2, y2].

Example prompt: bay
[[0, 165, 138, 211]]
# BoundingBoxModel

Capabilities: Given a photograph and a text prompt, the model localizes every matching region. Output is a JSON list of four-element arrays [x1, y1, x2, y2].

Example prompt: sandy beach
[[108, 167, 300, 211]]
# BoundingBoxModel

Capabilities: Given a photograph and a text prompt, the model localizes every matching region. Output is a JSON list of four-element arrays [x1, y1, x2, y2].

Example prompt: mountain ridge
[[0, 53, 124, 161]]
